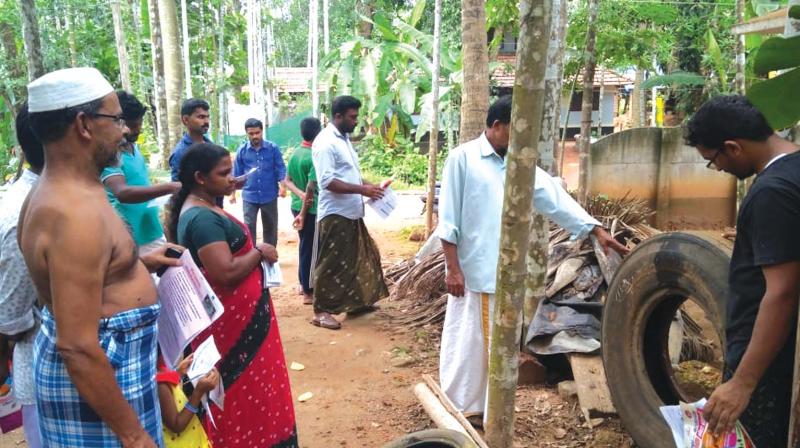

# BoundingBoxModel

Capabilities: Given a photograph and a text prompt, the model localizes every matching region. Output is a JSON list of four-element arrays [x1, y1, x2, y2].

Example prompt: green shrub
[[355, 134, 447, 187]]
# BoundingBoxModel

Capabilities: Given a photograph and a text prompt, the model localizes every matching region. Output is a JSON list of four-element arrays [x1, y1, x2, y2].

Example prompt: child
[[157, 355, 219, 447]]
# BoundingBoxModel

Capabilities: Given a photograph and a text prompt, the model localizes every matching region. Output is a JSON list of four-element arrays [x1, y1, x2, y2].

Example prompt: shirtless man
[[19, 68, 180, 447]]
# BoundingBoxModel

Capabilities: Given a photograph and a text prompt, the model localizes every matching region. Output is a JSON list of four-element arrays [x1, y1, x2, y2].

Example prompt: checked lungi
[[34, 304, 163, 447]]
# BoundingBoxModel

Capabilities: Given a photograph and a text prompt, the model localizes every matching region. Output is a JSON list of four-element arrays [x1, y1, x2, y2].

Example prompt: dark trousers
[[724, 348, 793, 447], [292, 209, 316, 294], [243, 199, 278, 246]]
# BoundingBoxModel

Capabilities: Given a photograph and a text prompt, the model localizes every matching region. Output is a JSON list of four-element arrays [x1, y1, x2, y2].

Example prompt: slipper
[[302, 296, 313, 305], [310, 315, 341, 330]]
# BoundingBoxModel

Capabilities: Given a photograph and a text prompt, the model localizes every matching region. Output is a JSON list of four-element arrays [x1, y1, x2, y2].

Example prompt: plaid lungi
[[34, 304, 163, 447]]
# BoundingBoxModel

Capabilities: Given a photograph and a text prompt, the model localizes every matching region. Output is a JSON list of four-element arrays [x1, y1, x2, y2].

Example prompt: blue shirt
[[169, 133, 212, 181], [435, 133, 600, 294], [233, 139, 287, 204]]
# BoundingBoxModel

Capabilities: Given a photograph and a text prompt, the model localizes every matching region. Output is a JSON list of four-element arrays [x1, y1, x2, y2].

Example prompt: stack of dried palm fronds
[[386, 195, 658, 334]]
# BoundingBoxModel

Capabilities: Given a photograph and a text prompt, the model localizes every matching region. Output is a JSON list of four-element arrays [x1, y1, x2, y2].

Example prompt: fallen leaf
[[298, 392, 313, 402], [290, 362, 305, 371], [554, 428, 567, 439]]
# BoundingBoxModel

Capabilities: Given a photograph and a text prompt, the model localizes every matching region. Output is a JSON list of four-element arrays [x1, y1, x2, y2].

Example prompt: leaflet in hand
[[187, 336, 225, 413], [235, 166, 258, 182], [261, 261, 283, 288], [659, 399, 755, 448], [366, 186, 398, 219], [156, 250, 224, 367]]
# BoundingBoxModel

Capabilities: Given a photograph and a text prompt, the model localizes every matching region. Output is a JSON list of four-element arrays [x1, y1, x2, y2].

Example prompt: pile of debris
[[386, 195, 658, 341]]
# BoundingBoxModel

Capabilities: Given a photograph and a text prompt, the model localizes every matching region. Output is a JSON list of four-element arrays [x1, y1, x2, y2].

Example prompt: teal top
[[100, 144, 165, 246], [177, 207, 247, 268]]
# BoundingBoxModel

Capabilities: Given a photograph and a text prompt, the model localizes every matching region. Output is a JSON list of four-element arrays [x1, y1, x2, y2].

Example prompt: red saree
[[191, 212, 297, 447]]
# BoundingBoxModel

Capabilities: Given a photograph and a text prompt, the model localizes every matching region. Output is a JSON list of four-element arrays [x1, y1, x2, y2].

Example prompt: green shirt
[[286, 143, 318, 214], [101, 144, 165, 246]]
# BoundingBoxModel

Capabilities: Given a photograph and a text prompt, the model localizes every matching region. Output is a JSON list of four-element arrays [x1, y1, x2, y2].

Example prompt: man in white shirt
[[310, 96, 389, 330], [0, 104, 43, 447], [436, 95, 628, 425]]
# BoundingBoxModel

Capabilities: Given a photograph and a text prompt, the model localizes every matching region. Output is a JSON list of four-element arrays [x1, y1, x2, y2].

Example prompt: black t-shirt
[[727, 151, 800, 369]]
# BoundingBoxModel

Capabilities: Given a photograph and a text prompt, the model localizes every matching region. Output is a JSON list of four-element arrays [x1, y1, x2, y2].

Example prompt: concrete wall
[[589, 127, 737, 229]]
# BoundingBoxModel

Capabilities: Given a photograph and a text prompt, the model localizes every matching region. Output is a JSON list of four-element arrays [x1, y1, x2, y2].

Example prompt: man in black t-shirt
[[686, 95, 800, 446]]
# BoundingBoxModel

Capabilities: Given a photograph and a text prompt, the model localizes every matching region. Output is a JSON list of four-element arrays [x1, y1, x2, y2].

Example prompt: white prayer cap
[[27, 67, 114, 113]]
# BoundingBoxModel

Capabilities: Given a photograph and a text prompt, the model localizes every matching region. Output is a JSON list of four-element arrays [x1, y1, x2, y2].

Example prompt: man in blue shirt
[[231, 118, 286, 245], [168, 98, 212, 181]]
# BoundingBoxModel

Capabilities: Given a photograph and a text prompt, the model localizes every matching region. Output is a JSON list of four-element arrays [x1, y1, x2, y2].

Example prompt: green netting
[[221, 109, 313, 153]]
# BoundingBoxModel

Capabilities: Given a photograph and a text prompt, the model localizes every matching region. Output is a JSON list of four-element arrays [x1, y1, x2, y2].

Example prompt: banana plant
[[319, 0, 461, 140], [747, 5, 800, 129]]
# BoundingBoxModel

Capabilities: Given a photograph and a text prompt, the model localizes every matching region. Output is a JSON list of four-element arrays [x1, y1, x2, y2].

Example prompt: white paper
[[187, 336, 221, 381], [235, 166, 258, 182], [147, 194, 172, 208], [156, 251, 224, 367], [261, 261, 283, 288], [366, 187, 398, 219], [659, 403, 686, 448]]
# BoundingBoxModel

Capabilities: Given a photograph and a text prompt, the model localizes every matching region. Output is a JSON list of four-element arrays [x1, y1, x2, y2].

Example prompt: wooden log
[[413, 383, 468, 435], [568, 354, 616, 417], [422, 375, 490, 448]]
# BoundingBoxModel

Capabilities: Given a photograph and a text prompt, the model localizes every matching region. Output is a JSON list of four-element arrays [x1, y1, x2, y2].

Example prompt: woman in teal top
[[166, 143, 298, 447]]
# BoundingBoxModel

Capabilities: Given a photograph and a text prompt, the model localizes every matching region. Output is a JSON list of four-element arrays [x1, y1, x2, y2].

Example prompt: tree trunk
[[158, 0, 185, 153], [181, 0, 192, 97], [129, 0, 146, 94], [577, 0, 599, 204], [216, 0, 226, 141], [19, 0, 45, 81], [550, 0, 568, 175], [322, 0, 329, 54], [111, 0, 132, 91], [485, 1, 551, 445], [734, 0, 745, 94], [65, 1, 78, 66], [147, 0, 170, 165], [310, 0, 319, 116], [425, 0, 442, 237], [540, 0, 566, 175], [459, 0, 490, 144], [596, 66, 605, 137], [358, 0, 373, 37], [630, 68, 644, 128]]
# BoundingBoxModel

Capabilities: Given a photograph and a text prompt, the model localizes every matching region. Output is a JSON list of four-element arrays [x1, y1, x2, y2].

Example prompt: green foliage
[[356, 133, 445, 186], [320, 0, 462, 141], [641, 71, 706, 89], [747, 5, 800, 130]]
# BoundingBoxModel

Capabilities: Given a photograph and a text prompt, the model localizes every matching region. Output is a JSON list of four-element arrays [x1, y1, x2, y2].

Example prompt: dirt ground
[[0, 192, 635, 447]]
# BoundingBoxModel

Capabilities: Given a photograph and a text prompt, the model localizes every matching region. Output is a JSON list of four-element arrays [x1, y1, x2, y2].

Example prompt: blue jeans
[[243, 199, 279, 246]]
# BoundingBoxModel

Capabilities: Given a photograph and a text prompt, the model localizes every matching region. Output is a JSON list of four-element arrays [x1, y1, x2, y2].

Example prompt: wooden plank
[[569, 354, 617, 417], [422, 374, 490, 448]]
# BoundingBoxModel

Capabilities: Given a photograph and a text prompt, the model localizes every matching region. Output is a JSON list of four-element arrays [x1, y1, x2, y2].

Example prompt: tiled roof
[[491, 54, 634, 88]]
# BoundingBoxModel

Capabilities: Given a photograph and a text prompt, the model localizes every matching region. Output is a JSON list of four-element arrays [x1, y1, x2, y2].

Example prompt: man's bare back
[[19, 174, 157, 318]]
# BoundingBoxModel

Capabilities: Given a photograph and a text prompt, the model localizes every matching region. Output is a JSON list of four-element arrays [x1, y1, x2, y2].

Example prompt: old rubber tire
[[382, 429, 476, 448], [602, 232, 731, 448]]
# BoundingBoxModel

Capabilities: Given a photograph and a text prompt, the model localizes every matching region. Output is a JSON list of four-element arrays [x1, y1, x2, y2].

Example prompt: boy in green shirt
[[286, 117, 322, 305], [101, 91, 180, 250]]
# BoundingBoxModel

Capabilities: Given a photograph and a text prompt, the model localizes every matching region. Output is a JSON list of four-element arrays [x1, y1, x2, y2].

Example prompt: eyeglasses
[[706, 149, 721, 170], [92, 113, 127, 128]]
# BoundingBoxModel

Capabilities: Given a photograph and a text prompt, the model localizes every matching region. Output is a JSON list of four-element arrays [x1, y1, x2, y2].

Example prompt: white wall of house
[[559, 91, 616, 129]]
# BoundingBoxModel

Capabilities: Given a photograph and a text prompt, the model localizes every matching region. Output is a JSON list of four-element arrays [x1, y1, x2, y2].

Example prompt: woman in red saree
[[167, 143, 298, 447]]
